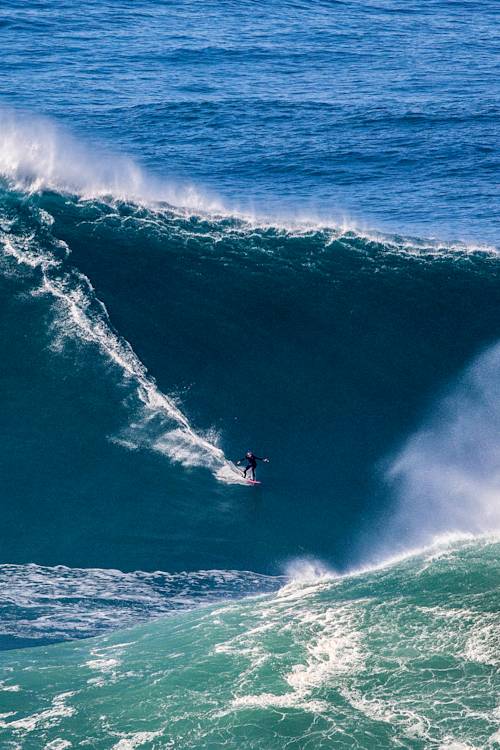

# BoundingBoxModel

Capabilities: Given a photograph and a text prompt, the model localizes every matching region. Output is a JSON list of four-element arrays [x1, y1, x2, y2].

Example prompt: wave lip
[[0, 106, 224, 213], [2, 107, 498, 256]]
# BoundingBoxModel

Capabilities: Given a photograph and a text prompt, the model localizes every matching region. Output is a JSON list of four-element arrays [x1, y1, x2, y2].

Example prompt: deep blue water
[[1, 0, 499, 242], [0, 2, 499, 747]]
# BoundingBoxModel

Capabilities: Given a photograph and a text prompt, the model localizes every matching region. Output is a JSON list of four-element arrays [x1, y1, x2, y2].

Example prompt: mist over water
[[0, 109, 224, 213], [384, 342, 500, 551]]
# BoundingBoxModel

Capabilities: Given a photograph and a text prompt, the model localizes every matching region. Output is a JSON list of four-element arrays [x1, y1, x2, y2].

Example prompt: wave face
[[1, 539, 499, 749], [1, 175, 499, 578]]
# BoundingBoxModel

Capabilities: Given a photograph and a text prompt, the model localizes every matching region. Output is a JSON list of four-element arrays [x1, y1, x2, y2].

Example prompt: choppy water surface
[[1, 1, 499, 748]]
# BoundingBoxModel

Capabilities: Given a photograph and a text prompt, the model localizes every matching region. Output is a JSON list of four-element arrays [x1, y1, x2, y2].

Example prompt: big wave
[[1, 109, 499, 580]]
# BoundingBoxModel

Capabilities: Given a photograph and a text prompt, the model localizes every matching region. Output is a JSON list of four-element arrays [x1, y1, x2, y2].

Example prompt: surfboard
[[246, 479, 261, 485]]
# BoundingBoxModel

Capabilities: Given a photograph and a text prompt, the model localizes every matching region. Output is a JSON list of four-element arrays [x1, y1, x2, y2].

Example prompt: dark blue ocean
[[0, 2, 499, 748]]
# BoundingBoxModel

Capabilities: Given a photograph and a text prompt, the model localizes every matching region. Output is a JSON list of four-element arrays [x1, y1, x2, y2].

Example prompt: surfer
[[236, 451, 269, 481]]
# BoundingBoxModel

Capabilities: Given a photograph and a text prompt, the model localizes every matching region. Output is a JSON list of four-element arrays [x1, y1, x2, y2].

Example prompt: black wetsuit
[[239, 453, 263, 480]]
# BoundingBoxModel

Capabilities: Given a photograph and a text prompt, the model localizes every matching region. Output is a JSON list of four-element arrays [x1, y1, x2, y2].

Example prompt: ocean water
[[1, 1, 499, 748], [1, 540, 499, 749]]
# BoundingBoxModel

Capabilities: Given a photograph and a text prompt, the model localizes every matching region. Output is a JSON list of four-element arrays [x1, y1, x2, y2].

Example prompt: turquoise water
[[1, 540, 499, 749], [1, 0, 500, 747]]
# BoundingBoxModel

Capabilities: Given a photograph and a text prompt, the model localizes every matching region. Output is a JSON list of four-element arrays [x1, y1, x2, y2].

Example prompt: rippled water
[[1, 1, 499, 748]]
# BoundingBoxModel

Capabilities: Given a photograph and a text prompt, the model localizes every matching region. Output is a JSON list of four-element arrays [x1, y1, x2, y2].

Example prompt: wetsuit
[[239, 453, 264, 481]]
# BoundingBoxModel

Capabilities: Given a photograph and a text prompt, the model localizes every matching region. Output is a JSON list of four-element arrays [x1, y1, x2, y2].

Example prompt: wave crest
[[0, 107, 222, 212]]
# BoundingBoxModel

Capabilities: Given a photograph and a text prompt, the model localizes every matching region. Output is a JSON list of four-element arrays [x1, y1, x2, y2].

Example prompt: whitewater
[[1, 539, 499, 749], [1, 113, 499, 747], [1, 0, 500, 748]]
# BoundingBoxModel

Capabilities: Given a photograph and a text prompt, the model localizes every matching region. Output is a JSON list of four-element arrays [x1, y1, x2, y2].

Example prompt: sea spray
[[0, 107, 223, 212], [382, 342, 500, 551], [1, 172, 499, 572]]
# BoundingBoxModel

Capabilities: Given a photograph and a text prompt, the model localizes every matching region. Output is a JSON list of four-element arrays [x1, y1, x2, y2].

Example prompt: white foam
[[229, 600, 364, 715], [231, 692, 328, 714], [1, 233, 58, 272], [464, 621, 500, 666], [111, 731, 165, 750], [438, 740, 481, 750], [288, 607, 364, 690], [44, 740, 72, 750], [0, 217, 243, 484], [340, 688, 398, 725], [41, 272, 244, 482], [2, 107, 496, 256], [0, 107, 222, 214], [0, 692, 76, 733], [489, 727, 500, 745], [85, 657, 121, 673], [0, 682, 21, 692], [283, 557, 337, 584]]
